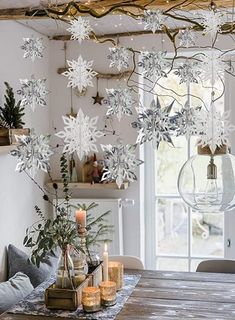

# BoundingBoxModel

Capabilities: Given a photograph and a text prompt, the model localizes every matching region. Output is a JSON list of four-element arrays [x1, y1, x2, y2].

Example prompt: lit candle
[[82, 287, 101, 312], [99, 281, 116, 307], [75, 209, 86, 228], [108, 261, 124, 290], [103, 243, 109, 281]]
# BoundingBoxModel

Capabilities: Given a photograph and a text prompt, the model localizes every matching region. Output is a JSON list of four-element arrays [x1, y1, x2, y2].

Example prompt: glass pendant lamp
[[178, 144, 235, 212]]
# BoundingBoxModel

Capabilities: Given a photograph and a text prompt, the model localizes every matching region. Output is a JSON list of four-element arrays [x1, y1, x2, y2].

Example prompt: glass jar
[[71, 246, 88, 288], [56, 246, 75, 289], [87, 250, 101, 273]]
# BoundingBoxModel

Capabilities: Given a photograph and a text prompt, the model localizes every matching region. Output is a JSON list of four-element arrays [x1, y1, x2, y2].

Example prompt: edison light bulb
[[204, 156, 219, 204]]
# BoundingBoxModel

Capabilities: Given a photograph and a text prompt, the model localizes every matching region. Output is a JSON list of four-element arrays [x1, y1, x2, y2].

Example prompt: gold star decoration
[[92, 91, 104, 105]]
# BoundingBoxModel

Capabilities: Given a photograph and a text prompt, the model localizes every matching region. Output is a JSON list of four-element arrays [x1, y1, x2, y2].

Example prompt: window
[[145, 71, 225, 272]]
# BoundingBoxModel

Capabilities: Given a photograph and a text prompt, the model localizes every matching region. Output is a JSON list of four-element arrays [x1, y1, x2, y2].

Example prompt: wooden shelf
[[0, 145, 16, 154], [46, 181, 129, 190]]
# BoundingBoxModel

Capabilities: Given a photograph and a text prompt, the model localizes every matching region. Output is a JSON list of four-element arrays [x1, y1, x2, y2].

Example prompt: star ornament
[[92, 91, 104, 105], [10, 132, 53, 178], [101, 143, 144, 188], [55, 109, 103, 160], [63, 55, 97, 93], [67, 17, 92, 43]]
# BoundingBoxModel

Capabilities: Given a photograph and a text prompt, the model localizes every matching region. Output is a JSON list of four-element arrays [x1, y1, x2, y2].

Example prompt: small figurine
[[91, 154, 103, 184]]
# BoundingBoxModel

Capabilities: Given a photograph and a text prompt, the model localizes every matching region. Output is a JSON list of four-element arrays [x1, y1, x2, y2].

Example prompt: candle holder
[[99, 281, 117, 307], [82, 287, 101, 313], [108, 261, 124, 290]]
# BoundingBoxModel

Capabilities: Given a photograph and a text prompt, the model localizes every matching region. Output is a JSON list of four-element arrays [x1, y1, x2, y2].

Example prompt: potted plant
[[0, 82, 29, 146]]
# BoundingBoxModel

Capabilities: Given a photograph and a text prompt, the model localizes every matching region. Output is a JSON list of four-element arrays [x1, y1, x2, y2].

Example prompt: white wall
[[0, 21, 50, 281]]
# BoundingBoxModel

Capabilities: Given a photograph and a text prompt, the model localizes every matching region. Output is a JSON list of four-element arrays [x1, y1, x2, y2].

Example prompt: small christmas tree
[[0, 82, 25, 129]]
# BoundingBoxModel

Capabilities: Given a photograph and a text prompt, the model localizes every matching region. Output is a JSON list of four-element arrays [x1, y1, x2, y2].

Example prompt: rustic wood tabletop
[[2, 269, 235, 319]]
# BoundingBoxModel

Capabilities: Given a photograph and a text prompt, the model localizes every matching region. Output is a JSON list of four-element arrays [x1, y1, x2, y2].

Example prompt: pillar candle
[[75, 210, 86, 228], [103, 243, 109, 281]]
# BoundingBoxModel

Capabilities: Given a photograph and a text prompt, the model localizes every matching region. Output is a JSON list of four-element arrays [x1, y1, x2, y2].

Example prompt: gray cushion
[[8, 244, 58, 288], [0, 272, 33, 314]]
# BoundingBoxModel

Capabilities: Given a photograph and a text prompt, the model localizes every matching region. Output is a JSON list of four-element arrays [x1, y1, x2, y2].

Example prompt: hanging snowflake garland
[[178, 29, 196, 48], [201, 10, 225, 37], [132, 98, 174, 149], [199, 51, 229, 84], [17, 77, 49, 111], [55, 108, 103, 160], [142, 9, 165, 33], [67, 17, 92, 43], [10, 131, 53, 178], [174, 60, 201, 84], [108, 47, 130, 71], [104, 87, 135, 121], [21, 37, 44, 62], [101, 143, 143, 188], [139, 51, 170, 80], [63, 55, 97, 93], [196, 104, 235, 153]]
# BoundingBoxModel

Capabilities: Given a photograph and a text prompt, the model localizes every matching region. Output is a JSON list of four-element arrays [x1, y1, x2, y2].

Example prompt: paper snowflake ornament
[[101, 143, 143, 188], [105, 87, 134, 121], [142, 9, 165, 33], [196, 104, 235, 153], [174, 60, 201, 84], [10, 132, 53, 178], [139, 51, 170, 80], [201, 10, 225, 37], [55, 109, 103, 160], [108, 47, 130, 71], [21, 37, 44, 62], [67, 17, 92, 43], [178, 29, 196, 48], [17, 77, 49, 111], [199, 51, 229, 84], [63, 55, 97, 93], [171, 104, 203, 139], [132, 98, 174, 149]]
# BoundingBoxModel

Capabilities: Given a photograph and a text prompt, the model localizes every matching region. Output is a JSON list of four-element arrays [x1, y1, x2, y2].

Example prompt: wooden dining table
[[1, 269, 235, 319]]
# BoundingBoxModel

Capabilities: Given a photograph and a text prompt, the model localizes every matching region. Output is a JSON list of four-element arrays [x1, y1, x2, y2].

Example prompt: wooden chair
[[196, 260, 235, 274], [109, 255, 144, 270]]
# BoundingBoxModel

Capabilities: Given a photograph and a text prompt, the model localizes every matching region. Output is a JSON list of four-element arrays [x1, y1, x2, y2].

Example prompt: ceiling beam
[[0, 1, 235, 20]]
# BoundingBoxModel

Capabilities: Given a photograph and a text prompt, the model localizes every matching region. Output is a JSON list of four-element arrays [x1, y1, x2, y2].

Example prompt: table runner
[[8, 274, 140, 319]]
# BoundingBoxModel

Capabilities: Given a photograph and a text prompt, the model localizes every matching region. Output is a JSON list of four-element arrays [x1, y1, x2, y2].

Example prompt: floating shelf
[[46, 181, 129, 190], [0, 145, 16, 154]]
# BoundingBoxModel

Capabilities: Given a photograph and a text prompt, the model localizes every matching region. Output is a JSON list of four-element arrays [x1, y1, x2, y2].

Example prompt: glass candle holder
[[99, 281, 116, 307], [108, 261, 124, 290], [82, 287, 101, 313]]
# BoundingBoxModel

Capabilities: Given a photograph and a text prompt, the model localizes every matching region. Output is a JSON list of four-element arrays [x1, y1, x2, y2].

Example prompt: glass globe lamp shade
[[177, 146, 235, 213]]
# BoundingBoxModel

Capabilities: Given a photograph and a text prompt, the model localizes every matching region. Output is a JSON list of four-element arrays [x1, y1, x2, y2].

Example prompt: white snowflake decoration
[[17, 77, 49, 111], [67, 17, 92, 43], [55, 109, 103, 160], [101, 143, 143, 188], [199, 51, 229, 84], [108, 47, 130, 71], [105, 87, 134, 121], [63, 55, 97, 93], [132, 98, 174, 149], [201, 10, 225, 38], [174, 60, 201, 84], [142, 9, 165, 33], [21, 37, 44, 62], [178, 29, 196, 48], [139, 51, 170, 80], [10, 132, 53, 178], [196, 104, 235, 153], [172, 104, 204, 139]]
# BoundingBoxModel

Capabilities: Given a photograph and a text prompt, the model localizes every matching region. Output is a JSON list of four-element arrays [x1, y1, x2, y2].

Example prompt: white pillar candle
[[75, 210, 86, 228], [103, 243, 109, 281]]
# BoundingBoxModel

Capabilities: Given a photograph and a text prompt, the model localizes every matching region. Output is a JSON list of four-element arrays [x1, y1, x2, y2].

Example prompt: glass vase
[[56, 246, 75, 289]]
